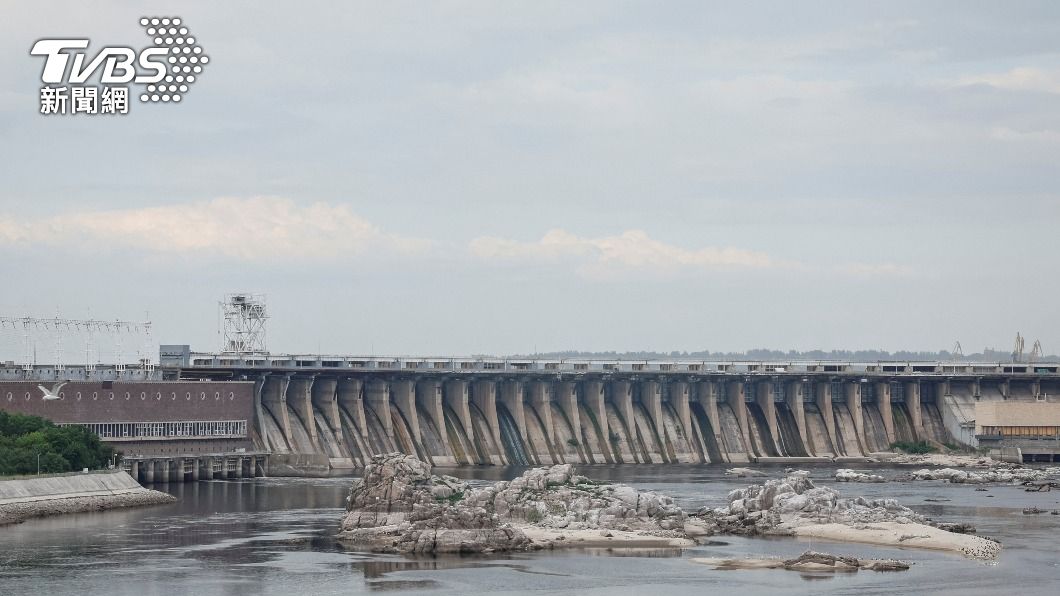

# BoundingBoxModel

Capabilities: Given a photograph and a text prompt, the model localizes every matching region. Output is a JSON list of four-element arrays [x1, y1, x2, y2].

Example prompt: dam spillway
[[164, 352, 1060, 472]]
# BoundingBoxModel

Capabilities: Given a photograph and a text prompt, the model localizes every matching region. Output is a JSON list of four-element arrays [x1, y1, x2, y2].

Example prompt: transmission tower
[[0, 315, 152, 368], [1013, 332, 1025, 363], [219, 293, 269, 354]]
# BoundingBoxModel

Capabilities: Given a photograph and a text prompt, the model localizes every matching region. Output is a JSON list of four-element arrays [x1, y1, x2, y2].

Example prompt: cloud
[[471, 229, 914, 280], [989, 126, 1060, 143], [470, 228, 776, 275], [958, 67, 1060, 95], [837, 263, 913, 277], [0, 197, 428, 260]]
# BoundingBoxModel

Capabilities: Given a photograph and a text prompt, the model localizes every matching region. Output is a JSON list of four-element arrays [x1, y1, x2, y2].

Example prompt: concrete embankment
[[0, 470, 175, 526]]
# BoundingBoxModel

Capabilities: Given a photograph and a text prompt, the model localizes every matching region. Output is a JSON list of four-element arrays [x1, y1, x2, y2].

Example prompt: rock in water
[[338, 454, 689, 554], [911, 467, 1053, 484], [835, 469, 886, 483], [783, 551, 861, 572], [694, 471, 1002, 559], [339, 454, 529, 554], [726, 467, 767, 478], [692, 551, 910, 573]]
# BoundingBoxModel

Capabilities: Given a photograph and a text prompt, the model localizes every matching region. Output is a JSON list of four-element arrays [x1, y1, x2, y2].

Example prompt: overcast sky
[[1, 1, 1058, 358]]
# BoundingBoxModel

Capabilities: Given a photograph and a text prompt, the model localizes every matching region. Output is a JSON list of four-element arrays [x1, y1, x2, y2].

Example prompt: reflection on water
[[1, 465, 1059, 595]]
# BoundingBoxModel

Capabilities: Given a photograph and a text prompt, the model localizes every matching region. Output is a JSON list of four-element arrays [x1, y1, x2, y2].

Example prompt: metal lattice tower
[[220, 293, 269, 354], [0, 315, 153, 369]]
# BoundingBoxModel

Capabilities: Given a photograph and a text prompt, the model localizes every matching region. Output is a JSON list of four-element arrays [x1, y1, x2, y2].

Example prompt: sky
[[1, 1, 1058, 358]]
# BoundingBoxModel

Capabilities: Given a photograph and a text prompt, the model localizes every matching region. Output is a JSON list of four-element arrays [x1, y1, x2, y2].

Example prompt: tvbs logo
[[30, 17, 209, 115]]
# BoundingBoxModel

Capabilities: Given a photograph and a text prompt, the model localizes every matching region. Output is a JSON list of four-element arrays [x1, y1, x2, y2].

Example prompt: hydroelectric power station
[[161, 350, 1060, 474], [3, 297, 1060, 480]]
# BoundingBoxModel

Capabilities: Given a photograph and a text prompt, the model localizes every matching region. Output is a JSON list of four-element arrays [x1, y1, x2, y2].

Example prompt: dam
[[157, 349, 1060, 472]]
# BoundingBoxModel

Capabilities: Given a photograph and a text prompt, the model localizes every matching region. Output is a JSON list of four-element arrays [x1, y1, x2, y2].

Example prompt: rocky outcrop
[[693, 471, 1001, 559], [835, 469, 886, 483], [697, 471, 920, 536], [337, 453, 688, 554], [911, 467, 1055, 484], [339, 454, 529, 554], [465, 463, 686, 533]]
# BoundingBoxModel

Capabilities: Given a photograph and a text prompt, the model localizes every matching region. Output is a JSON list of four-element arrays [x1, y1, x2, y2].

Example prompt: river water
[[1, 465, 1058, 595]]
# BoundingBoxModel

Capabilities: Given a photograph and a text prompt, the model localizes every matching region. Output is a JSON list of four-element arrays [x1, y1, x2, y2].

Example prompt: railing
[[178, 353, 1060, 375]]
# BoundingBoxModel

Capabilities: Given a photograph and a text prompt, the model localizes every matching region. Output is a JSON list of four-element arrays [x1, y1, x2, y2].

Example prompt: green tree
[[0, 412, 115, 475]]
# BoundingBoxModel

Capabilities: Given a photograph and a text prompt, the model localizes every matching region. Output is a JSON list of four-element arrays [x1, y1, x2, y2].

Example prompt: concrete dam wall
[[250, 375, 1013, 469]]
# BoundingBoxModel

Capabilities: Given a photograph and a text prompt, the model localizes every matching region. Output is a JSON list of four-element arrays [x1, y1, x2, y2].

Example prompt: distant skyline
[[2, 2, 1059, 357]]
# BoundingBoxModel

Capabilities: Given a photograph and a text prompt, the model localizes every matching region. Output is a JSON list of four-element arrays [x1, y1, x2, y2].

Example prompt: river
[[1, 465, 1058, 595]]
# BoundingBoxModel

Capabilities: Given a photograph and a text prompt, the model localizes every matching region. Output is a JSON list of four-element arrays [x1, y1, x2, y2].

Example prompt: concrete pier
[[443, 379, 474, 443], [365, 379, 393, 440], [755, 382, 779, 454], [471, 380, 504, 464], [816, 382, 839, 453], [846, 382, 865, 454], [391, 379, 422, 447]]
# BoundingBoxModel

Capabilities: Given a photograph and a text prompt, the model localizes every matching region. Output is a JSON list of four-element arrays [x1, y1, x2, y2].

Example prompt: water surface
[[2, 465, 1058, 595]]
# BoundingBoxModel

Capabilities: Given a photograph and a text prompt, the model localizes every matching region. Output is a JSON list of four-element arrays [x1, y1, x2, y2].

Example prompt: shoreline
[[520, 527, 695, 549], [0, 470, 176, 526]]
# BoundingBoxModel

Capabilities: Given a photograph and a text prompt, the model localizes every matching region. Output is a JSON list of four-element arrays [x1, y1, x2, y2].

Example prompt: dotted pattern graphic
[[138, 17, 208, 103]]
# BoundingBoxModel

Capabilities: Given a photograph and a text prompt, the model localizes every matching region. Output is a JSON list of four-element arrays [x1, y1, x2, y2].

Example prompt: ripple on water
[[1, 465, 1059, 595]]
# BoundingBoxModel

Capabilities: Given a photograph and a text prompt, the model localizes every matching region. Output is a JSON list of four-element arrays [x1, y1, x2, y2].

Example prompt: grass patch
[[525, 508, 544, 523], [890, 440, 937, 454], [436, 490, 465, 504]]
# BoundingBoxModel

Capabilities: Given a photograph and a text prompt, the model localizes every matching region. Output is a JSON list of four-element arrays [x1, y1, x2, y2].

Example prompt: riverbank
[[0, 470, 175, 526]]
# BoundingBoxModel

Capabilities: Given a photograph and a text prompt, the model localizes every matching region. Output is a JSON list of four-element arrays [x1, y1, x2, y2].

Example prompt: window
[[64, 419, 248, 440]]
